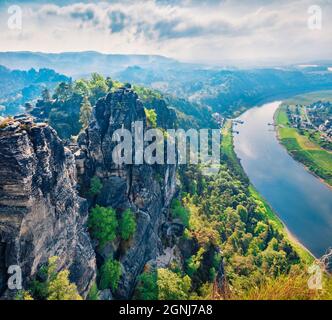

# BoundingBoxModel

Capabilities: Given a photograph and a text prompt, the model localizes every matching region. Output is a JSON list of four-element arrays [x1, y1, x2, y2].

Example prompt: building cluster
[[286, 101, 332, 140], [307, 101, 332, 138]]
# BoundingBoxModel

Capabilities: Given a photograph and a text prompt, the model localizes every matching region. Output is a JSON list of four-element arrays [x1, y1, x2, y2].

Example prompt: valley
[[1, 63, 332, 301]]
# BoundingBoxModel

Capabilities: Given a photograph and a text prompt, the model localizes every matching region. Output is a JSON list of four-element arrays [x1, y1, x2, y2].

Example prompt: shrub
[[144, 108, 157, 128], [88, 205, 118, 247], [29, 256, 82, 300], [15, 290, 34, 300], [47, 270, 82, 300], [87, 283, 99, 300], [171, 199, 190, 227], [157, 268, 191, 300], [99, 258, 122, 291], [135, 270, 158, 300], [186, 247, 205, 277], [119, 209, 137, 241], [236, 205, 248, 223], [89, 176, 103, 196]]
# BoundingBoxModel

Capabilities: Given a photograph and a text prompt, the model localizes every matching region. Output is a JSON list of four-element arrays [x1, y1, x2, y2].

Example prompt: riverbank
[[274, 103, 332, 188], [222, 119, 314, 264]]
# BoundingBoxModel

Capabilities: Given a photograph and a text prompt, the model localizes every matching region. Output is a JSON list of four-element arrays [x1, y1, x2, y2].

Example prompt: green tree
[[186, 247, 205, 277], [237, 205, 248, 223], [135, 270, 158, 300], [87, 283, 99, 300], [144, 108, 157, 128], [106, 77, 114, 90], [89, 176, 102, 196], [88, 205, 118, 247], [157, 268, 191, 300], [15, 290, 34, 300], [119, 209, 136, 241], [47, 270, 82, 300], [79, 95, 92, 129], [171, 199, 190, 227], [53, 82, 73, 101], [74, 79, 91, 97], [99, 258, 122, 291], [89, 73, 108, 104], [29, 256, 82, 300]]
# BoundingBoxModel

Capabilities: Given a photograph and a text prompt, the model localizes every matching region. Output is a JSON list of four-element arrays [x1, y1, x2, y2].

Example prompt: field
[[275, 93, 332, 187]]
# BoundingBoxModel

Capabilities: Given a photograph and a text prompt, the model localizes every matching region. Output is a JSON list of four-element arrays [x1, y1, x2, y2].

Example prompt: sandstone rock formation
[[77, 88, 177, 298], [0, 116, 96, 299]]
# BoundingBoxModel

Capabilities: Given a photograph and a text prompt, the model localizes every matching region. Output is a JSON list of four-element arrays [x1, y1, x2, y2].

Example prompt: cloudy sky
[[0, 0, 331, 65]]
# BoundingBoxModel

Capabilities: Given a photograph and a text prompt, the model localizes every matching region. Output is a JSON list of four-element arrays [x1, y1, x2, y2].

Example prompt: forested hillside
[[0, 65, 69, 116], [117, 66, 332, 117]]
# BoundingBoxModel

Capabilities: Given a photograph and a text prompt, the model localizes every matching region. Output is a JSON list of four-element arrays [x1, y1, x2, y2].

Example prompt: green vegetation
[[27, 256, 82, 300], [275, 101, 332, 186], [133, 85, 162, 101], [119, 209, 137, 241], [89, 176, 103, 196], [134, 269, 158, 300], [87, 283, 99, 300], [34, 73, 121, 139], [144, 108, 157, 128], [171, 198, 190, 227], [16, 290, 34, 300], [157, 268, 191, 300], [134, 119, 320, 300], [99, 258, 122, 291], [231, 266, 332, 300], [79, 95, 92, 129], [186, 247, 205, 277], [88, 205, 137, 247], [221, 120, 248, 180], [88, 205, 118, 247]]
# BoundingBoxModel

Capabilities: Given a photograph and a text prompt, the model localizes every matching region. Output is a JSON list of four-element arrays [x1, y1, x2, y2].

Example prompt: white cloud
[[0, 0, 331, 64]]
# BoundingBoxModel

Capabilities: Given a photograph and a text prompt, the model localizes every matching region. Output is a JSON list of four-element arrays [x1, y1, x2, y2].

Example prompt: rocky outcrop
[[77, 87, 177, 298], [321, 248, 332, 273], [0, 116, 96, 298]]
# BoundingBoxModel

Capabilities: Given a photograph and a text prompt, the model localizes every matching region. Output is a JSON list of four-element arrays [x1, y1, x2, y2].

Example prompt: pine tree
[[79, 95, 92, 129]]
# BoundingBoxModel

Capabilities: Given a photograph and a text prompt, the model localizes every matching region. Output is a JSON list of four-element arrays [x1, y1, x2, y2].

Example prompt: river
[[233, 101, 332, 258]]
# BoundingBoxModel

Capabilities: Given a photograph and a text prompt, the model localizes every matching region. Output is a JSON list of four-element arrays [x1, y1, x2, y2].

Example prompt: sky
[[0, 0, 331, 65]]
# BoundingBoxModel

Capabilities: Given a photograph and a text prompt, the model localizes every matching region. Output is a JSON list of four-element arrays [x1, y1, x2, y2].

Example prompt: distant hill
[[0, 65, 69, 115], [116, 65, 332, 116], [1, 51, 332, 117], [0, 51, 179, 78]]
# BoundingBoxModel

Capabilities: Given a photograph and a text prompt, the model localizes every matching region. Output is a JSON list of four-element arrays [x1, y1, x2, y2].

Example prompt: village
[[286, 100, 332, 148]]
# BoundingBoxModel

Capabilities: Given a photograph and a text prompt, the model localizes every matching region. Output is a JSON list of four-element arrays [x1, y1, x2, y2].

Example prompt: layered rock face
[[0, 116, 96, 298], [77, 88, 177, 298]]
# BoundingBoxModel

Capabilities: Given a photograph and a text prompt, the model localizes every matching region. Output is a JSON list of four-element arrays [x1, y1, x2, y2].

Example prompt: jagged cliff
[[0, 116, 96, 299], [0, 87, 187, 300], [76, 87, 177, 298]]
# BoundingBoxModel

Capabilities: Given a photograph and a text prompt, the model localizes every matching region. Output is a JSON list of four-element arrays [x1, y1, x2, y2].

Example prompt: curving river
[[233, 101, 332, 258]]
